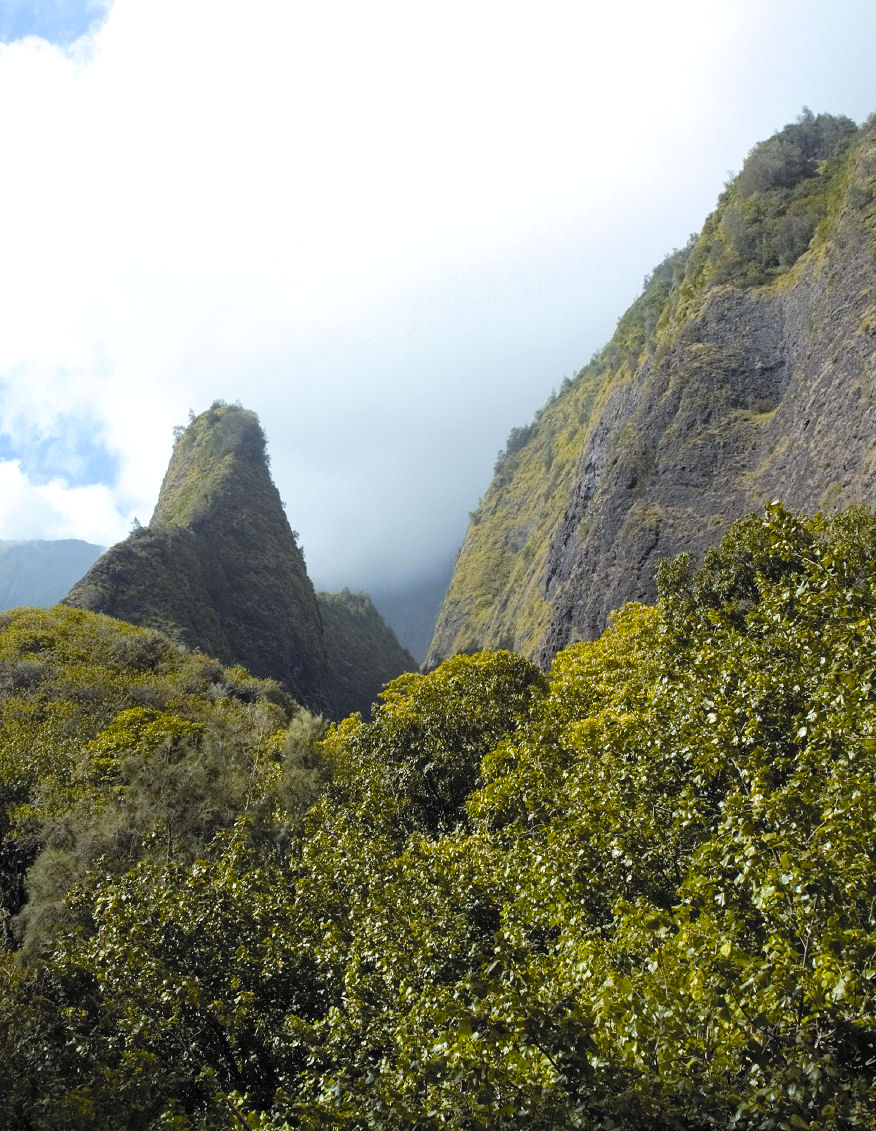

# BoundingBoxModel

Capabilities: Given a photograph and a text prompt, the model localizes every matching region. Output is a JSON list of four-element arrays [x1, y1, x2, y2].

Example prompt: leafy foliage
[[0, 605, 302, 956], [2, 504, 876, 1128], [685, 110, 859, 287], [736, 109, 857, 198]]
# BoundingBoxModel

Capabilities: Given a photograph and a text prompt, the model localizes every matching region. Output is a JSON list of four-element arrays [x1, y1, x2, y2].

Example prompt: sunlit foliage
[[1, 503, 875, 1128]]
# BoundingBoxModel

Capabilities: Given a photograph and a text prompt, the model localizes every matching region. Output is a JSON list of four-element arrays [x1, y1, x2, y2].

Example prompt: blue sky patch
[[0, 0, 110, 46], [0, 414, 119, 488]]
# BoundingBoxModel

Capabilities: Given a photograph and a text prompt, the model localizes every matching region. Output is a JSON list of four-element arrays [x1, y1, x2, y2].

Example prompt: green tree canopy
[[1, 505, 875, 1128]]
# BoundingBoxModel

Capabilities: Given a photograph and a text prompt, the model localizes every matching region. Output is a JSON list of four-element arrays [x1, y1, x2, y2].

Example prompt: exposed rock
[[428, 113, 876, 669]]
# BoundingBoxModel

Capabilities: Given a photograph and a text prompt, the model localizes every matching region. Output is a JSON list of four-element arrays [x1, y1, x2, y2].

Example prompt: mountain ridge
[[0, 539, 104, 609], [427, 110, 876, 668]]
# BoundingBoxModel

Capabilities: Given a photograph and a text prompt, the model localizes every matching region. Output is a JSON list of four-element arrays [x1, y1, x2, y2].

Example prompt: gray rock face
[[428, 117, 876, 670], [538, 260, 873, 660]]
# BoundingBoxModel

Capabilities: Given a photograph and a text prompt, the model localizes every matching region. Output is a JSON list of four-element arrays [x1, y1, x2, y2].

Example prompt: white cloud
[[0, 459, 122, 543], [0, 0, 873, 588]]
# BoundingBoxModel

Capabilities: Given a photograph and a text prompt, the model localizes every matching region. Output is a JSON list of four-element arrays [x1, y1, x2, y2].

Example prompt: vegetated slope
[[0, 539, 103, 609], [317, 588, 418, 718], [428, 110, 876, 668], [0, 602, 302, 957], [63, 402, 414, 717]]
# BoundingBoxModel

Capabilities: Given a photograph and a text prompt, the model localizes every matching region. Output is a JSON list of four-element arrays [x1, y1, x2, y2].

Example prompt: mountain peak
[[153, 402, 269, 530], [65, 402, 415, 716]]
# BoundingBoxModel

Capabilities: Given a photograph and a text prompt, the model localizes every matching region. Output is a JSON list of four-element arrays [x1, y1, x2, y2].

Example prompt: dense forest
[[1, 503, 874, 1128]]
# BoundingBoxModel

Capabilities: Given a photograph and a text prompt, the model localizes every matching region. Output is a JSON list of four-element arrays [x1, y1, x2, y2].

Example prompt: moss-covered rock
[[63, 403, 412, 717], [428, 112, 876, 668]]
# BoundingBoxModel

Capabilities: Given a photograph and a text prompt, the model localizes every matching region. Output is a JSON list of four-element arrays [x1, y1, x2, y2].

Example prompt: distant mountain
[[0, 539, 104, 609], [317, 588, 420, 717], [64, 402, 415, 717], [428, 110, 876, 668]]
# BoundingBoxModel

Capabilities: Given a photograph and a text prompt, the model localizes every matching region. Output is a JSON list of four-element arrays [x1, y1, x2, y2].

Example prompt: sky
[[0, 0, 873, 594]]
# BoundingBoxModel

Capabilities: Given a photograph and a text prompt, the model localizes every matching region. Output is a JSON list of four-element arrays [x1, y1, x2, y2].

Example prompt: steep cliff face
[[64, 403, 414, 716], [428, 112, 876, 669]]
